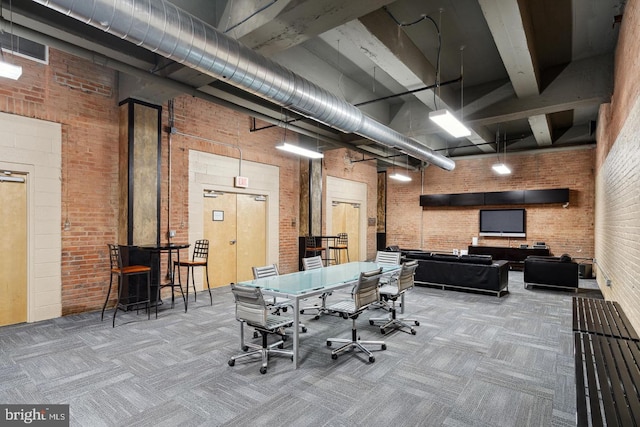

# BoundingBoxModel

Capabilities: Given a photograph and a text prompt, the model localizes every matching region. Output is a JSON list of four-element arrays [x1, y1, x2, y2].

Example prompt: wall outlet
[[168, 230, 176, 238]]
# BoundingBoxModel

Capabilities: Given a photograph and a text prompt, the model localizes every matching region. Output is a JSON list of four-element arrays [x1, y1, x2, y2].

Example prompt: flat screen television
[[479, 208, 526, 237]]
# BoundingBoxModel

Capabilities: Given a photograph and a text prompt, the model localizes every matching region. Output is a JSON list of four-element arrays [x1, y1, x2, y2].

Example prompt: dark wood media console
[[468, 245, 550, 270]]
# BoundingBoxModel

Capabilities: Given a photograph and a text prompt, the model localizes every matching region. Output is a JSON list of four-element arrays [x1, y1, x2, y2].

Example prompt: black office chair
[[173, 239, 211, 311], [103, 244, 152, 327], [369, 260, 420, 334], [326, 268, 386, 363], [228, 283, 294, 374]]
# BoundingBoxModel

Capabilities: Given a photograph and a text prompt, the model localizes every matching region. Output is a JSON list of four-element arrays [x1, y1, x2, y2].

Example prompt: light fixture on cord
[[429, 42, 470, 138], [275, 113, 324, 159], [492, 130, 511, 175], [389, 154, 412, 182], [0, 0, 22, 80], [429, 109, 470, 138]]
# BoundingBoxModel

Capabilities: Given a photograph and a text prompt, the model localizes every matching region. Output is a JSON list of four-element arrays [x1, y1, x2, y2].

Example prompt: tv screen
[[479, 209, 526, 237]]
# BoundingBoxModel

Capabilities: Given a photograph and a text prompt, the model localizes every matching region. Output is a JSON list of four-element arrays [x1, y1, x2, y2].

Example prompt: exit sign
[[234, 176, 249, 188]]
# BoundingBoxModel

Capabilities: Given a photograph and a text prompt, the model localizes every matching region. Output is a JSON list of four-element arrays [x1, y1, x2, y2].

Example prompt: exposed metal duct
[[33, 0, 455, 171]]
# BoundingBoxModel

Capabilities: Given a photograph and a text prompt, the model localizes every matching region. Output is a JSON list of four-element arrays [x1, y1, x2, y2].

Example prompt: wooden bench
[[573, 297, 640, 426], [573, 297, 639, 341]]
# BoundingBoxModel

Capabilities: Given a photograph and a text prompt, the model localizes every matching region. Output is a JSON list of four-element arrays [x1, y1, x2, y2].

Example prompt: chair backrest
[[192, 239, 209, 261], [305, 235, 321, 249], [302, 256, 323, 270], [352, 268, 382, 310], [108, 244, 123, 270], [252, 264, 279, 279], [230, 283, 268, 327], [397, 260, 418, 293], [335, 233, 348, 246], [375, 251, 401, 265]]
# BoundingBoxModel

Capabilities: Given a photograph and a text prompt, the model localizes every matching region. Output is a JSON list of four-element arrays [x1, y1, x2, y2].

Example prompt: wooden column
[[118, 99, 161, 246]]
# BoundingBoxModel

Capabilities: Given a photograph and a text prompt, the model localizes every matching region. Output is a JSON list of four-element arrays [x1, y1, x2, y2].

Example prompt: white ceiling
[[4, 0, 625, 169]]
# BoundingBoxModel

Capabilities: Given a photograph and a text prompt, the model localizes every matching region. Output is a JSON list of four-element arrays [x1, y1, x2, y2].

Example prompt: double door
[[331, 201, 360, 262], [0, 176, 27, 326], [204, 192, 267, 286]]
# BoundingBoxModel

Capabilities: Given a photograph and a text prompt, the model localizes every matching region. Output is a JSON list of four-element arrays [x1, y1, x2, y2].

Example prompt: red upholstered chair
[[102, 244, 152, 327]]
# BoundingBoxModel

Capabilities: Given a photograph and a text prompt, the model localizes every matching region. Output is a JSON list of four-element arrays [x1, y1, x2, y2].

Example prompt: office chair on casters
[[103, 244, 153, 328], [369, 260, 420, 335], [173, 239, 211, 311], [329, 233, 349, 265], [326, 268, 386, 363], [228, 283, 294, 374], [300, 256, 332, 319], [251, 264, 307, 337]]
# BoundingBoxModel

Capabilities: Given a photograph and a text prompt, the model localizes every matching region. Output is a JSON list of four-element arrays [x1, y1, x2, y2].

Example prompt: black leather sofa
[[523, 255, 579, 291], [402, 251, 510, 297]]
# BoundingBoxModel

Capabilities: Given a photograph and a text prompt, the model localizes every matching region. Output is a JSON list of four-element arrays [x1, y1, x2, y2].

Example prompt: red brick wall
[[322, 148, 379, 260], [0, 49, 120, 315], [159, 96, 301, 274], [386, 148, 595, 258]]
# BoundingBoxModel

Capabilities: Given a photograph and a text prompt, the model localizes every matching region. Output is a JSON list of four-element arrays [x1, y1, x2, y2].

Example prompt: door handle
[[230, 240, 236, 245]]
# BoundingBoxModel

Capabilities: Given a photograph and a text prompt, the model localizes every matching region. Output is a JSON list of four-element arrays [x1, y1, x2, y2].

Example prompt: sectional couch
[[401, 250, 510, 297]]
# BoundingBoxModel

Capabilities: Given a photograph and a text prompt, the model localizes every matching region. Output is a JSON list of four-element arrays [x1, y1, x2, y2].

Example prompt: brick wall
[[594, 0, 640, 329], [0, 48, 120, 316], [386, 148, 595, 258], [322, 148, 379, 259]]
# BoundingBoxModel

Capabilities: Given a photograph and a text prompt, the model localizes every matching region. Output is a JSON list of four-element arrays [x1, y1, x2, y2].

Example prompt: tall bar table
[[138, 243, 190, 312]]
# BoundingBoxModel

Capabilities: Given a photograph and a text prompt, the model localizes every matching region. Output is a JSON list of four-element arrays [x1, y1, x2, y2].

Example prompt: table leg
[[293, 298, 300, 369]]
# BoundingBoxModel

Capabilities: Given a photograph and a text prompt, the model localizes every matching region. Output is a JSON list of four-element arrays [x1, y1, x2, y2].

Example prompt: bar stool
[[304, 236, 326, 262], [173, 239, 211, 311], [329, 233, 349, 264], [102, 244, 152, 327]]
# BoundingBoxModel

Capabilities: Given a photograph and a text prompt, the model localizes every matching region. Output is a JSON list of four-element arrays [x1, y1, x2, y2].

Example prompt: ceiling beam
[[478, 0, 554, 146], [465, 54, 613, 126]]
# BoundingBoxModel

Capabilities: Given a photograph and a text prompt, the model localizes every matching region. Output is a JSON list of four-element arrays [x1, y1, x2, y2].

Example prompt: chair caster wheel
[[302, 327, 308, 333], [327, 341, 332, 347], [282, 335, 288, 341], [260, 367, 267, 374], [278, 343, 284, 349], [300, 309, 305, 314], [242, 345, 248, 351], [369, 320, 374, 325], [381, 344, 387, 350], [253, 331, 259, 339], [415, 321, 420, 326], [341, 313, 348, 319], [369, 356, 375, 363], [281, 307, 288, 312], [314, 315, 320, 320], [228, 359, 235, 366], [411, 329, 416, 335], [331, 353, 338, 360], [380, 327, 385, 334]]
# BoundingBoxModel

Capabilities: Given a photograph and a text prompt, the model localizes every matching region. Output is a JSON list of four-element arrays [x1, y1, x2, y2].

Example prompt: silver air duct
[[33, 0, 455, 171]]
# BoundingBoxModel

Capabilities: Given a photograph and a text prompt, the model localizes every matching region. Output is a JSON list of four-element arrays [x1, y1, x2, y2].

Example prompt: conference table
[[236, 261, 401, 368]]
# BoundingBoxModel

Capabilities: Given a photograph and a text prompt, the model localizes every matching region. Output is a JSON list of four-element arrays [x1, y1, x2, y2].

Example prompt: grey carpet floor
[[0, 272, 602, 427]]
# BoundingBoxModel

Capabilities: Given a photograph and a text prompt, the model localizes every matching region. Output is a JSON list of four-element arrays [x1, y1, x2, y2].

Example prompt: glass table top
[[237, 261, 400, 295]]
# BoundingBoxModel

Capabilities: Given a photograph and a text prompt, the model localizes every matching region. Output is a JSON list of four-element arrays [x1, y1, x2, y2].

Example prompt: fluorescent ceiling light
[[428, 109, 471, 138], [389, 172, 412, 182], [0, 61, 22, 80], [492, 163, 511, 175], [276, 142, 324, 159]]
